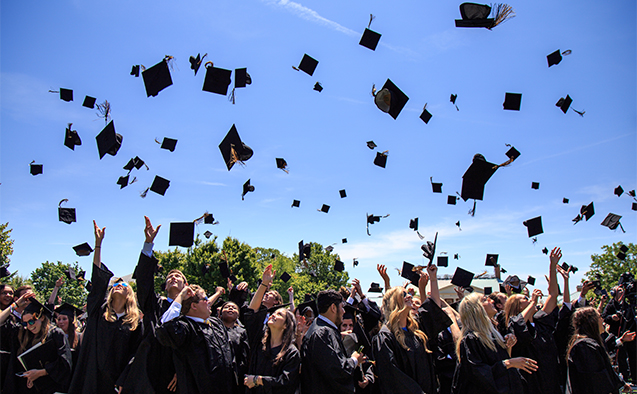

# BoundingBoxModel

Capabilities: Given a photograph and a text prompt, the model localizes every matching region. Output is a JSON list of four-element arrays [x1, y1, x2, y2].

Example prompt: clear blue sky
[[1, 0, 635, 294]]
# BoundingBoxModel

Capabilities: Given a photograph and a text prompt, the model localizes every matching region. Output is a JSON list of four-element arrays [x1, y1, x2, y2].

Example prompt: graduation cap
[[455, 3, 515, 29], [409, 217, 424, 239], [547, 50, 562, 67], [58, 199, 76, 224], [430, 177, 443, 193], [123, 156, 146, 171], [64, 124, 82, 150], [366, 213, 389, 236], [342, 238, 348, 243], [280, 272, 292, 283], [313, 82, 323, 92], [339, 189, 347, 198], [617, 245, 629, 260], [503, 93, 522, 111], [531, 182, 540, 190], [368, 282, 383, 293], [241, 179, 254, 200], [149, 176, 170, 196], [542, 247, 549, 255], [454, 253, 460, 260], [203, 64, 232, 95], [505, 146, 521, 161], [461, 154, 498, 201], [420, 105, 432, 124], [614, 185, 624, 197], [601, 213, 625, 233], [373, 79, 409, 119], [450, 94, 458, 104], [360, 27, 382, 50], [203, 213, 217, 224], [581, 202, 595, 221], [131, 65, 140, 77], [325, 245, 334, 253], [23, 298, 53, 320], [400, 261, 420, 286], [218, 261, 231, 278], [366, 141, 377, 150], [159, 137, 177, 152], [203, 230, 213, 239], [420, 232, 438, 265], [292, 200, 300, 208], [59, 88, 73, 102], [633, 203, 637, 211], [235, 68, 251, 88], [319, 204, 330, 213], [276, 158, 289, 173], [503, 275, 526, 292], [447, 195, 458, 205], [563, 198, 570, 204], [117, 175, 133, 189], [523, 216, 543, 237], [72, 243, 93, 257], [298, 240, 311, 261], [142, 56, 173, 97], [352, 258, 358, 267], [296, 296, 318, 318], [437, 256, 449, 267], [485, 254, 499, 266], [295, 54, 318, 76], [219, 124, 253, 171], [0, 264, 12, 279], [451, 267, 474, 288], [83, 96, 96, 109], [374, 151, 388, 168], [169, 222, 195, 248], [556, 95, 572, 114], [334, 260, 345, 272], [55, 303, 83, 319], [30, 162, 43, 176], [189, 53, 207, 76], [527, 276, 536, 286], [96, 121, 123, 159]]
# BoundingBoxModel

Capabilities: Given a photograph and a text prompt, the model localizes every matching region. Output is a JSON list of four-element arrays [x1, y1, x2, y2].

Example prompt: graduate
[[244, 307, 300, 394], [372, 264, 451, 394], [243, 265, 283, 351], [0, 294, 72, 394], [566, 307, 631, 394], [219, 300, 250, 390], [68, 220, 144, 394], [452, 293, 536, 394], [53, 303, 83, 370], [504, 247, 561, 394]]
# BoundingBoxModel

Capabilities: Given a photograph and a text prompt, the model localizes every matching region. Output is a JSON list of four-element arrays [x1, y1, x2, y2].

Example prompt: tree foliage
[[0, 222, 14, 268], [30, 261, 89, 308], [585, 242, 636, 291]]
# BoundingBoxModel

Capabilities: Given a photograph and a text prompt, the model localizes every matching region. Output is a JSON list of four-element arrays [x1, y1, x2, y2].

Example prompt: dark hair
[[566, 307, 604, 360], [15, 285, 33, 299], [488, 292, 506, 310], [339, 286, 351, 300], [317, 290, 342, 314], [166, 269, 187, 284], [342, 313, 354, 321], [181, 285, 205, 316], [262, 308, 297, 366]]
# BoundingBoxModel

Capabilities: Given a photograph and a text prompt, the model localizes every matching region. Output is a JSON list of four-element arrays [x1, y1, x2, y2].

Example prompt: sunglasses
[[113, 282, 129, 288], [21, 317, 38, 327], [403, 291, 408, 298]]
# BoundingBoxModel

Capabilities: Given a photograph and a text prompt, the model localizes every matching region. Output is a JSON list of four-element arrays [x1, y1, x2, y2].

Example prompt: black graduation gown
[[554, 304, 574, 389], [242, 305, 269, 353], [566, 337, 624, 394], [300, 317, 357, 394], [228, 324, 250, 386], [434, 327, 457, 394], [68, 263, 144, 394], [156, 315, 236, 394], [2, 326, 72, 394], [246, 343, 300, 394], [371, 298, 452, 394], [353, 361, 375, 394], [508, 309, 561, 394], [451, 332, 524, 394]]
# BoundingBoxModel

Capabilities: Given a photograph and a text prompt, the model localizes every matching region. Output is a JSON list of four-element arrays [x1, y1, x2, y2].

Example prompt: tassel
[[164, 55, 175, 70], [141, 65, 147, 71], [155, 138, 161, 144], [48, 89, 60, 94], [619, 223, 626, 233], [58, 199, 68, 207], [140, 188, 149, 198], [292, 66, 300, 71], [468, 201, 476, 216], [489, 3, 515, 29], [96, 100, 111, 125], [416, 231, 424, 240], [130, 176, 137, 185], [368, 14, 375, 29], [205, 61, 214, 69], [562, 50, 572, 56], [228, 88, 236, 105], [573, 108, 585, 117], [371, 84, 377, 97]]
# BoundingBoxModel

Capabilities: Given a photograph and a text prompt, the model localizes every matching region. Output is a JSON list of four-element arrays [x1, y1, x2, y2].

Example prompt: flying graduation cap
[[29, 161, 43, 176], [617, 244, 629, 260], [313, 82, 323, 92], [294, 54, 319, 76], [614, 185, 624, 197], [229, 68, 252, 103], [72, 243, 93, 257], [64, 123, 82, 151], [158, 137, 178, 152], [142, 56, 174, 97], [547, 49, 571, 67], [409, 217, 424, 239], [82, 96, 96, 109], [573, 202, 595, 224], [366, 213, 389, 236], [420, 104, 433, 124], [503, 92, 522, 111], [203, 63, 232, 95], [430, 177, 443, 193], [359, 14, 382, 50], [219, 124, 253, 171], [298, 240, 312, 262], [420, 232, 438, 265], [58, 199, 76, 224], [189, 53, 207, 75], [276, 158, 289, 173], [454, 3, 515, 29], [400, 261, 421, 286], [96, 121, 123, 159], [601, 213, 625, 233], [374, 151, 388, 168], [372, 79, 409, 119], [523, 216, 543, 237], [556, 95, 573, 114], [242, 179, 255, 200]]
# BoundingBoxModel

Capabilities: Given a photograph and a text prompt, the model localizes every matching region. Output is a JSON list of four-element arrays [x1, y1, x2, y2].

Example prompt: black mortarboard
[[189, 53, 204, 75], [455, 3, 494, 27], [334, 260, 345, 272], [527, 276, 536, 286], [30, 163, 43, 176], [503, 93, 522, 111], [325, 245, 334, 253], [131, 65, 140, 77], [523, 216, 543, 237], [218, 261, 231, 278], [297, 54, 318, 76], [82, 96, 96, 109], [505, 147, 520, 161], [204, 230, 213, 239], [72, 243, 93, 257], [23, 298, 53, 319], [235, 68, 251, 88], [150, 176, 170, 196], [58, 200, 76, 224], [437, 256, 448, 267], [421, 232, 438, 265], [168, 222, 195, 248], [451, 267, 474, 288], [400, 261, 420, 286], [319, 204, 330, 213], [60, 88, 73, 102], [563, 198, 569, 204], [454, 253, 459, 260], [461, 154, 497, 201], [298, 240, 311, 261], [547, 50, 562, 67], [556, 95, 572, 114], [63, 266, 77, 280], [280, 272, 291, 283], [409, 218, 419, 232], [276, 158, 288, 172], [633, 203, 637, 211], [531, 182, 540, 190], [601, 213, 624, 232], [485, 254, 499, 266], [431, 178, 443, 193], [352, 258, 358, 267], [142, 57, 173, 97], [160, 137, 177, 152], [375, 79, 409, 119], [374, 151, 387, 168], [96, 121, 123, 159], [203, 65, 232, 95], [368, 282, 383, 293], [117, 175, 130, 189], [614, 185, 624, 197], [219, 124, 253, 171], [447, 195, 457, 205], [85, 281, 92, 292], [542, 247, 549, 254], [366, 141, 377, 150], [0, 264, 11, 278], [450, 94, 458, 104], [342, 238, 348, 243], [64, 125, 82, 150], [242, 179, 254, 200], [420, 108, 432, 124], [339, 189, 347, 198], [620, 244, 629, 253], [124, 156, 145, 171], [292, 200, 300, 208], [55, 303, 83, 318], [360, 28, 381, 50], [581, 202, 595, 221], [203, 213, 215, 224], [313, 82, 323, 92], [296, 297, 317, 317], [484, 287, 493, 295], [617, 244, 628, 260]]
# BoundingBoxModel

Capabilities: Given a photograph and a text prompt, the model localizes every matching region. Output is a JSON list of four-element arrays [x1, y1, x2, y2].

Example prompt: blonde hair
[[504, 294, 525, 327], [381, 287, 430, 352], [103, 282, 141, 331], [456, 293, 506, 359], [18, 315, 50, 354]]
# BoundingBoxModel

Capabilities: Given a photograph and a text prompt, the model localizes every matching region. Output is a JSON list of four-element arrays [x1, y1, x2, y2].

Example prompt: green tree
[[291, 243, 349, 303], [0, 222, 14, 268], [30, 261, 88, 307], [585, 242, 636, 291]]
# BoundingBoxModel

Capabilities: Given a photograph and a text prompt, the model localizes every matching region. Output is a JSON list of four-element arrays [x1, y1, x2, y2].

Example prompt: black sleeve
[[417, 298, 453, 347], [261, 346, 301, 389], [242, 305, 268, 348], [459, 335, 511, 394], [309, 328, 358, 388], [43, 328, 73, 386], [362, 361, 375, 384], [371, 332, 425, 394], [508, 313, 533, 348], [87, 263, 113, 317], [134, 252, 160, 320], [533, 309, 557, 334], [156, 318, 190, 350]]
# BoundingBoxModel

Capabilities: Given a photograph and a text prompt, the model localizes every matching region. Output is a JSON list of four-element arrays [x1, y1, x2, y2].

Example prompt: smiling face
[[165, 271, 186, 293], [56, 314, 69, 332], [267, 309, 288, 331], [340, 318, 354, 332], [221, 302, 239, 323], [0, 286, 14, 308], [481, 296, 497, 318], [262, 291, 279, 309], [22, 313, 42, 335], [111, 282, 130, 299]]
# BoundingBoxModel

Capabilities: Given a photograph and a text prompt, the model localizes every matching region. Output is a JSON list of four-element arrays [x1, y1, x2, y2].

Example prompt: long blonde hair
[[18, 315, 50, 354], [456, 293, 506, 359], [381, 287, 430, 352], [504, 294, 525, 327], [103, 282, 141, 331]]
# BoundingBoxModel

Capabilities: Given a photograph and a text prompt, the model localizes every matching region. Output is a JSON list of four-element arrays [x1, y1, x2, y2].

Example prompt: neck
[[167, 287, 180, 301], [270, 328, 284, 347], [111, 297, 126, 314], [320, 313, 335, 325]]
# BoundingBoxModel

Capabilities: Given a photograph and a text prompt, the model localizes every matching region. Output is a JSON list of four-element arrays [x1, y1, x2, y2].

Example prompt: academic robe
[[353, 361, 375, 394], [566, 337, 624, 394], [372, 298, 451, 394], [451, 332, 524, 394], [156, 315, 236, 394], [508, 309, 562, 394], [68, 263, 144, 394], [434, 327, 458, 394], [2, 326, 72, 394], [554, 304, 574, 389], [300, 317, 357, 394], [246, 343, 300, 394], [227, 324, 250, 387], [242, 305, 269, 354]]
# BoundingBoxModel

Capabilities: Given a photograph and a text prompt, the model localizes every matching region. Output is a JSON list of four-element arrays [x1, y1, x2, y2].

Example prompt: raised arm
[[208, 286, 225, 307], [426, 264, 441, 307], [522, 289, 542, 322], [248, 264, 274, 312], [93, 220, 105, 268], [376, 264, 391, 291], [0, 290, 35, 325], [48, 277, 65, 306], [557, 265, 570, 305], [542, 247, 560, 314]]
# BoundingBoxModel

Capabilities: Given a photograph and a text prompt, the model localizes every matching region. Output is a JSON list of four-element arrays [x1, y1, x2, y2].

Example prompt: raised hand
[[93, 220, 105, 244], [549, 247, 562, 266], [144, 216, 161, 243], [55, 277, 65, 288], [377, 264, 389, 282], [262, 264, 275, 286]]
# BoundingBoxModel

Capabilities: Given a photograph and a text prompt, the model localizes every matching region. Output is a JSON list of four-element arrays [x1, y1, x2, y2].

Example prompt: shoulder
[[47, 326, 67, 339], [573, 337, 601, 351]]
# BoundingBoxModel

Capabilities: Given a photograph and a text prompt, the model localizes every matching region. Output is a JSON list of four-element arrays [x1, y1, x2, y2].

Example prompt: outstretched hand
[[262, 264, 275, 286], [549, 247, 562, 265], [144, 216, 161, 243], [377, 264, 389, 282], [93, 220, 105, 244]]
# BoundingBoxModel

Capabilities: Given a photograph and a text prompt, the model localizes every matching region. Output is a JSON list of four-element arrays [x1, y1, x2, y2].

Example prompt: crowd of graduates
[[0, 217, 635, 394]]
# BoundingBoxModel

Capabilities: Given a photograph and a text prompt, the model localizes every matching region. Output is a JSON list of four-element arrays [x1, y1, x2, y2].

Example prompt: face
[[303, 308, 314, 324], [56, 314, 69, 331], [112, 282, 130, 299], [262, 291, 278, 309], [0, 287, 14, 307], [482, 296, 497, 317], [193, 292, 211, 319], [267, 309, 287, 331], [22, 313, 42, 335], [341, 318, 354, 332], [495, 294, 507, 310], [518, 294, 531, 311], [221, 303, 238, 322], [333, 302, 345, 328], [412, 297, 422, 311], [165, 272, 186, 293], [403, 291, 413, 309]]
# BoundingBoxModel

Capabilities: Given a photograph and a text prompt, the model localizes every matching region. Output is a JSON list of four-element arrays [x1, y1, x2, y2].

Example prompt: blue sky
[[1, 0, 635, 294]]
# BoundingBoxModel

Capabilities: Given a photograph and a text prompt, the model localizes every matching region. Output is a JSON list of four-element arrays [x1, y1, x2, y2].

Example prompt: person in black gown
[[220, 300, 250, 390]]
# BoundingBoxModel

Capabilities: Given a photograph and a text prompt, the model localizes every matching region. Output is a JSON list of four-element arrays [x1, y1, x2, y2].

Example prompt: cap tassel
[[140, 65, 147, 72], [573, 108, 585, 117], [228, 88, 236, 105], [96, 100, 111, 125], [532, 237, 538, 244], [371, 84, 377, 97], [416, 231, 424, 240], [164, 55, 175, 70], [468, 200, 476, 217], [130, 176, 137, 185], [489, 3, 515, 29], [48, 89, 60, 94], [58, 198, 68, 208], [562, 50, 572, 56], [292, 66, 300, 71], [229, 146, 247, 168], [618, 223, 626, 233], [140, 187, 149, 198], [368, 14, 375, 29]]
